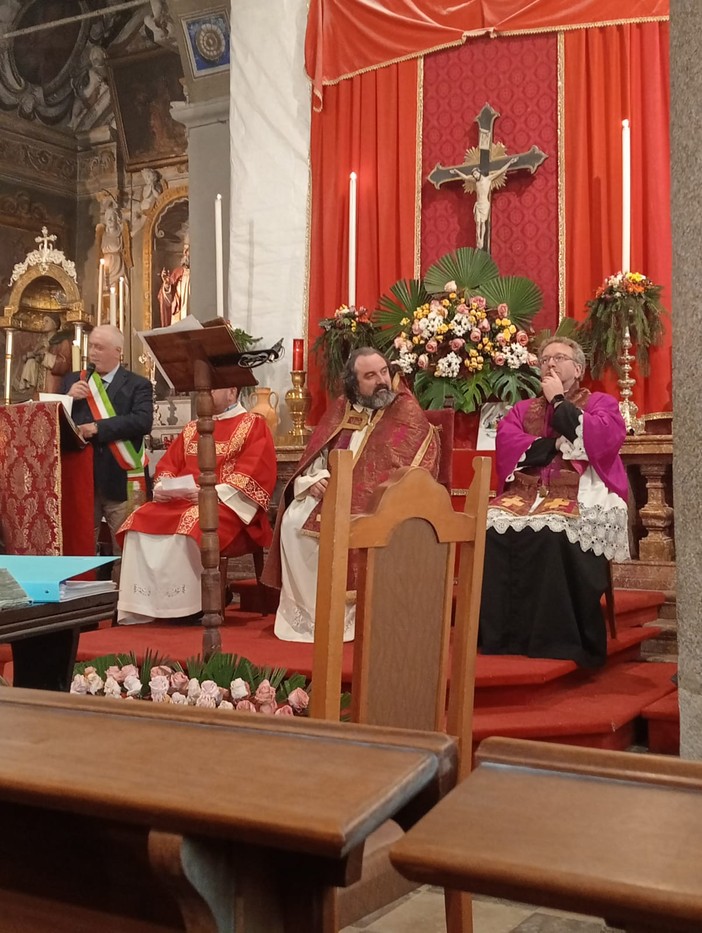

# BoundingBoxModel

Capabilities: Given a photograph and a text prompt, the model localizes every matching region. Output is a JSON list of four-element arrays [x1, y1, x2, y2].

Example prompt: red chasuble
[[118, 412, 276, 551]]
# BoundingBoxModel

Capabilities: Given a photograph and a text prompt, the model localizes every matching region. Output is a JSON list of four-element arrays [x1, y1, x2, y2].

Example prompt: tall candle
[[109, 285, 117, 327], [118, 276, 125, 332], [3, 328, 13, 405], [215, 192, 224, 318], [292, 338, 304, 371], [621, 119, 631, 273], [348, 171, 357, 308], [97, 258, 105, 324]]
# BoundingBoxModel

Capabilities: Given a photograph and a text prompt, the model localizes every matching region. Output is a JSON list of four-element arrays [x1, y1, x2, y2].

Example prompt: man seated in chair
[[263, 347, 439, 642], [116, 385, 276, 624], [479, 337, 630, 668]]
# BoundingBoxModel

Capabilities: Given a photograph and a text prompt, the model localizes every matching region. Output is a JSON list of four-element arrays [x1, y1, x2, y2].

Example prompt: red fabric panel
[[307, 60, 419, 421], [306, 0, 668, 106], [421, 33, 559, 333], [564, 22, 671, 412], [60, 447, 95, 556]]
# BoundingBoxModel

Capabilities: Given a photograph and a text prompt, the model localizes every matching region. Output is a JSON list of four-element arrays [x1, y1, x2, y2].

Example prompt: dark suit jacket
[[61, 367, 154, 503]]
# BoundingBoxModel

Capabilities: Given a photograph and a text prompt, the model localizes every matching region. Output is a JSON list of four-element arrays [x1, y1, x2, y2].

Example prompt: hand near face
[[67, 380, 91, 400], [541, 372, 564, 402]]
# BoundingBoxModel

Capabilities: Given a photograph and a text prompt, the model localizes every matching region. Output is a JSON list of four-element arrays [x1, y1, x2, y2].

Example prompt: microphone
[[82, 362, 96, 382]]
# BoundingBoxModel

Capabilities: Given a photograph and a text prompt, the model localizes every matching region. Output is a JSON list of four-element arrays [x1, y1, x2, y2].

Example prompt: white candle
[[72, 323, 82, 372], [118, 276, 125, 332], [97, 258, 105, 324], [348, 172, 357, 308], [621, 119, 631, 273], [215, 192, 224, 318], [109, 285, 117, 327]]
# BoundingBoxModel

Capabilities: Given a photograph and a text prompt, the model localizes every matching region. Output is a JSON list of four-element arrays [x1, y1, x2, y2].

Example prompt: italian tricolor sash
[[83, 372, 147, 488]]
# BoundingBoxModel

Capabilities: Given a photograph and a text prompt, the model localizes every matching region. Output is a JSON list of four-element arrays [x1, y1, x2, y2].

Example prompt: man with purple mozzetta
[[479, 336, 630, 668]]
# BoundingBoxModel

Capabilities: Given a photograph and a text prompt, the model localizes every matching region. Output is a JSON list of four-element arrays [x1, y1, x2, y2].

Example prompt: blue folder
[[0, 556, 117, 604]]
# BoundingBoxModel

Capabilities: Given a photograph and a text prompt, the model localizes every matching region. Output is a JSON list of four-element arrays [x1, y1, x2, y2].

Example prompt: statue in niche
[[13, 314, 72, 399], [96, 191, 132, 312], [140, 168, 164, 215], [157, 231, 190, 326]]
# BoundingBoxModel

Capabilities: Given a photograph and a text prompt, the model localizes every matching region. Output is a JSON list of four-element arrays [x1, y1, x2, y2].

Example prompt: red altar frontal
[[0, 401, 95, 556]]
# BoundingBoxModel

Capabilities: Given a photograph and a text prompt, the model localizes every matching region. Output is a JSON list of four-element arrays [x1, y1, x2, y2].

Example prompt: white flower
[[86, 672, 104, 695], [123, 674, 143, 698], [195, 694, 217, 708], [435, 352, 461, 378], [187, 677, 201, 702], [149, 674, 170, 701], [444, 280, 457, 292], [218, 700, 234, 710], [171, 691, 187, 705], [199, 680, 222, 704], [70, 674, 89, 695], [396, 353, 417, 375], [229, 678, 250, 701], [151, 692, 171, 703], [103, 676, 123, 699]]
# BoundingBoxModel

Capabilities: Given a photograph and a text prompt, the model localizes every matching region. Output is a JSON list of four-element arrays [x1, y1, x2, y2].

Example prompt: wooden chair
[[310, 449, 491, 933], [424, 407, 455, 490]]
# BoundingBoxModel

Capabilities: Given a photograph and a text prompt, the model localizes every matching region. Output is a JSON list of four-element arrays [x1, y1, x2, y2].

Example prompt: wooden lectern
[[140, 322, 258, 658]]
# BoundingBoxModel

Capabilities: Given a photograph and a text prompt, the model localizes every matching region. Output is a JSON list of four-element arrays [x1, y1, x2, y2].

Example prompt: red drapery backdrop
[[308, 60, 419, 421], [564, 21, 671, 412]]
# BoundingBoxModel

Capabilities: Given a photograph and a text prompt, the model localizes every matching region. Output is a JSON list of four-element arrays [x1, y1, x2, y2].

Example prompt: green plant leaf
[[479, 276, 543, 327], [490, 367, 542, 406], [375, 278, 429, 345], [423, 248, 499, 294]]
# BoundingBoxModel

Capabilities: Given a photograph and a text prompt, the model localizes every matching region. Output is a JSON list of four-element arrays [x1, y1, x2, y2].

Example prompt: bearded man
[[263, 347, 439, 642]]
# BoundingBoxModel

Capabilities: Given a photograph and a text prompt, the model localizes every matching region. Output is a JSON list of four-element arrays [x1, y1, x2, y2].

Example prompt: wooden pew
[[390, 736, 702, 933], [0, 688, 457, 933]]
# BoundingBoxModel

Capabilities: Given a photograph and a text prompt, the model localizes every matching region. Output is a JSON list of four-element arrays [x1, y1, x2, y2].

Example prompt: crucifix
[[428, 103, 547, 253]]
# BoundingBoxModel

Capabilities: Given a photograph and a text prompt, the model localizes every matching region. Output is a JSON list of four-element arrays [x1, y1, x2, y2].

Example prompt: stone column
[[671, 0, 702, 758], [171, 97, 230, 324]]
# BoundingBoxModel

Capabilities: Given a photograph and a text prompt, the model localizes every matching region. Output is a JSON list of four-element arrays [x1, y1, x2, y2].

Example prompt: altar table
[[0, 591, 117, 690], [391, 736, 702, 933], [0, 689, 457, 933]]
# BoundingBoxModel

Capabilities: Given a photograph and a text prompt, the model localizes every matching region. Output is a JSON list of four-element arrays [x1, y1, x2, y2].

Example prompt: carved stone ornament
[[9, 227, 77, 285]]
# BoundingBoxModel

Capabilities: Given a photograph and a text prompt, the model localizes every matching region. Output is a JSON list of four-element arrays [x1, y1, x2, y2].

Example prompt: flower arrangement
[[312, 304, 382, 394], [578, 271, 665, 378], [70, 651, 311, 716], [376, 248, 543, 413]]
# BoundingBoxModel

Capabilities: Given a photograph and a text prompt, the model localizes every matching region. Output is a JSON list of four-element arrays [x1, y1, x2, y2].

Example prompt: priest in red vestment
[[116, 386, 276, 624], [263, 348, 439, 642]]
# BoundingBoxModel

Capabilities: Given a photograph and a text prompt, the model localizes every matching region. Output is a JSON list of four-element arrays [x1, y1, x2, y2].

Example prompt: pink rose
[[497, 302, 509, 314], [258, 700, 278, 715], [275, 704, 295, 716], [254, 679, 277, 707], [528, 353, 539, 366], [473, 296, 487, 309], [479, 318, 491, 332], [450, 338, 465, 351], [105, 665, 124, 684], [516, 330, 529, 346], [495, 333, 507, 346], [393, 336, 404, 349], [455, 302, 469, 316], [470, 329, 481, 343], [493, 352, 506, 366], [287, 687, 310, 713], [425, 339, 438, 353], [429, 299, 444, 314], [236, 699, 257, 713], [150, 665, 173, 678], [121, 664, 139, 681], [417, 354, 429, 370], [169, 671, 190, 695]]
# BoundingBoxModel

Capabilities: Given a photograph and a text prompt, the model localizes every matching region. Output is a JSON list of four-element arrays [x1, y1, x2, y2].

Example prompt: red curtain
[[564, 21, 671, 411], [307, 60, 419, 421]]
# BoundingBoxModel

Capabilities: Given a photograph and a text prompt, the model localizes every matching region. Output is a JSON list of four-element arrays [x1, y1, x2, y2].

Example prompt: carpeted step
[[641, 690, 680, 755], [472, 661, 677, 751]]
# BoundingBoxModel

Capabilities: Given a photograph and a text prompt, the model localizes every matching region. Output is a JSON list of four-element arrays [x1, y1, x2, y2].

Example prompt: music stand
[[140, 322, 257, 658]]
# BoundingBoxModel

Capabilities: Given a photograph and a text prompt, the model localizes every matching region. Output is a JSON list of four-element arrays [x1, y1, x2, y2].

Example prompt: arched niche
[[142, 185, 189, 329]]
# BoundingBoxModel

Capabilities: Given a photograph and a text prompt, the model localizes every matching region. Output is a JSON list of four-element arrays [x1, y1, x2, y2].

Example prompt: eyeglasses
[[538, 354, 575, 366]]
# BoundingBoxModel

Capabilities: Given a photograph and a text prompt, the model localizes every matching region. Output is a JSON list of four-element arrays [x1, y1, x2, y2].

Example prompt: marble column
[[671, 0, 702, 758]]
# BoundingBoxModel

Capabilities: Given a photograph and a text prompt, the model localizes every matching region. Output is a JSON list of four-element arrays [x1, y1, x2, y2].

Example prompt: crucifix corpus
[[428, 103, 547, 253]]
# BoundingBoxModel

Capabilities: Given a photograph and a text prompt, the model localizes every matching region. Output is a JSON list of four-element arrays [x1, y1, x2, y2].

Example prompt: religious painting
[[150, 195, 189, 330], [182, 9, 230, 77], [107, 48, 187, 172]]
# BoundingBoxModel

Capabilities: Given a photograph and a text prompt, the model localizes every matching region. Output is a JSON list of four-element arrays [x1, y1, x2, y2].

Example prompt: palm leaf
[[375, 278, 429, 346], [479, 276, 543, 327], [423, 247, 499, 294]]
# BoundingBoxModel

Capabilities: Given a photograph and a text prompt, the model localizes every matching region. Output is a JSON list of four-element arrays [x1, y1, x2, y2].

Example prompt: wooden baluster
[[638, 462, 675, 561]]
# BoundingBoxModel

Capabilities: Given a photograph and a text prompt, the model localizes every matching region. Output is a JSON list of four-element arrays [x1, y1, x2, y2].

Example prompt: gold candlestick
[[282, 370, 312, 446], [617, 325, 644, 435]]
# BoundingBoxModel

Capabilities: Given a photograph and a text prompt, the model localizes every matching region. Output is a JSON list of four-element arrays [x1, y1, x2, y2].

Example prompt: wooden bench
[[390, 736, 702, 933], [0, 688, 457, 932]]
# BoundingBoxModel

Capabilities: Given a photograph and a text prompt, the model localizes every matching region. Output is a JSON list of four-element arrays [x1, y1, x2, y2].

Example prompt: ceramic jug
[[247, 387, 279, 435]]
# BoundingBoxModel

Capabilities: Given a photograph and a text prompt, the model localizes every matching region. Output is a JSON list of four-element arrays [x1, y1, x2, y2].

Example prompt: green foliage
[[375, 278, 430, 347], [479, 276, 543, 329], [578, 286, 665, 378], [423, 247, 499, 294], [413, 369, 492, 414], [491, 367, 543, 406], [312, 307, 382, 395]]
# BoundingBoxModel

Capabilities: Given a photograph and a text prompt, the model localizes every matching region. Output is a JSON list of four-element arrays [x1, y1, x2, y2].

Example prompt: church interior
[[1, 1, 700, 931]]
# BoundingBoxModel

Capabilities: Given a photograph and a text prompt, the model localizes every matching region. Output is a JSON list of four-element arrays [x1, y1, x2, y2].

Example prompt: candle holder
[[617, 326, 644, 435], [282, 370, 312, 446]]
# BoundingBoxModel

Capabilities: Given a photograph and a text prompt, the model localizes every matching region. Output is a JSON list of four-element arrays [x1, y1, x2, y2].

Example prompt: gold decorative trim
[[414, 57, 424, 278], [353, 407, 387, 464], [141, 185, 189, 336], [411, 424, 435, 467], [557, 32, 566, 322], [1, 261, 86, 329], [498, 16, 668, 38]]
